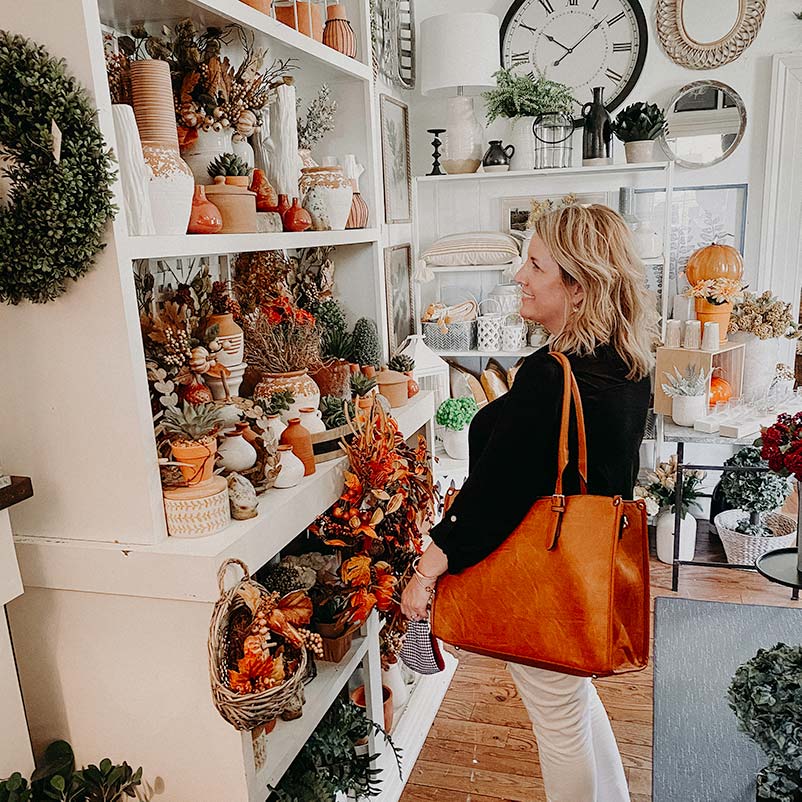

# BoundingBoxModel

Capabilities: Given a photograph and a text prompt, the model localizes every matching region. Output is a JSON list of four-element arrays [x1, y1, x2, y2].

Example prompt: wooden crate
[[654, 342, 745, 415]]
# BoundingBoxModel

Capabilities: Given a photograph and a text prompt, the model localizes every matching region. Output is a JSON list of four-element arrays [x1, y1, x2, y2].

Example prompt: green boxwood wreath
[[0, 31, 116, 304]]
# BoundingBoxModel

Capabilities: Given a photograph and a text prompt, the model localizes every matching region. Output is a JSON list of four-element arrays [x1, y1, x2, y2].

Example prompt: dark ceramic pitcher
[[582, 87, 612, 163], [482, 140, 515, 171]]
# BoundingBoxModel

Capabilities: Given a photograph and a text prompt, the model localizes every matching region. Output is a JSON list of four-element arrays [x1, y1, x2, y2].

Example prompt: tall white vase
[[508, 116, 536, 171], [181, 128, 234, 185], [141, 144, 194, 236], [656, 509, 697, 564], [111, 105, 156, 236], [266, 84, 302, 198], [729, 333, 779, 400], [441, 96, 482, 175]]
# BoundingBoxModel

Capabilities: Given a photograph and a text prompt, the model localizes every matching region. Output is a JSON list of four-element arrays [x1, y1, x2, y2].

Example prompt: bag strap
[[549, 352, 588, 496]]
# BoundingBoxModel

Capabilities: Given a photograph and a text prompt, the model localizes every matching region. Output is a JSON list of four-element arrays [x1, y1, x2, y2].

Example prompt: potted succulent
[[162, 402, 225, 485], [388, 353, 418, 398], [715, 446, 794, 565], [350, 372, 378, 420], [661, 365, 710, 427], [483, 67, 575, 170], [612, 102, 666, 163], [728, 643, 802, 802], [639, 455, 705, 564], [436, 397, 480, 461], [207, 152, 251, 186]]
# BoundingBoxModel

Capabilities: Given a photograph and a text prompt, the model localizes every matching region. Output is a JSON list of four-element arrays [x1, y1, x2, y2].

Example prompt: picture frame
[[384, 244, 415, 353], [500, 192, 612, 234], [380, 95, 412, 224]]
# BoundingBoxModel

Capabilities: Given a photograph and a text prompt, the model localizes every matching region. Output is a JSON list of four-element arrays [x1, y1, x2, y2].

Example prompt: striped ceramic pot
[[322, 4, 357, 58]]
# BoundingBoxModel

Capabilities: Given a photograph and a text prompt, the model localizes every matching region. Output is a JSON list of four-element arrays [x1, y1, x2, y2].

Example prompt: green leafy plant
[[387, 354, 414, 373], [207, 152, 250, 178], [265, 389, 295, 417], [320, 395, 354, 429], [482, 67, 575, 123], [612, 102, 666, 142], [322, 328, 355, 362], [721, 447, 790, 536], [728, 643, 802, 802], [0, 32, 117, 304], [351, 318, 381, 369], [661, 365, 709, 398], [296, 84, 337, 151], [436, 397, 479, 431], [270, 697, 401, 801], [313, 298, 348, 338], [0, 774, 31, 802], [350, 373, 377, 398], [162, 401, 224, 442]]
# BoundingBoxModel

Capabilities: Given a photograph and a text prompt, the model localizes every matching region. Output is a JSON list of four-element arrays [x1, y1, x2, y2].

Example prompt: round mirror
[[660, 80, 746, 168]]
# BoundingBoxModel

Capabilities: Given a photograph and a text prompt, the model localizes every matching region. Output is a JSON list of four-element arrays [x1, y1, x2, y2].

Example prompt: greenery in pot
[[320, 395, 355, 429], [728, 643, 802, 802], [207, 152, 250, 178], [350, 373, 378, 399], [296, 84, 337, 152], [661, 365, 709, 398], [388, 354, 415, 373], [642, 455, 706, 517], [720, 446, 790, 536], [612, 102, 666, 142], [162, 401, 224, 443], [351, 318, 381, 369], [483, 68, 575, 123], [270, 697, 401, 801], [436, 397, 479, 432], [321, 328, 355, 363]]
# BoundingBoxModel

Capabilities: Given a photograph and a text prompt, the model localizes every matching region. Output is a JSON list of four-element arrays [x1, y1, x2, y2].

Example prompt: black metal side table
[[756, 548, 802, 594]]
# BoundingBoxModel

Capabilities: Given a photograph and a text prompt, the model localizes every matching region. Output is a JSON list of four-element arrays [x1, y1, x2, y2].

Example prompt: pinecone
[[388, 354, 414, 373], [207, 152, 250, 178], [255, 565, 305, 596], [351, 318, 381, 368]]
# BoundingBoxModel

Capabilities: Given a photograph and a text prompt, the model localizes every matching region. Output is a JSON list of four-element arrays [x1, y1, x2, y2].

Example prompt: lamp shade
[[420, 12, 500, 96]]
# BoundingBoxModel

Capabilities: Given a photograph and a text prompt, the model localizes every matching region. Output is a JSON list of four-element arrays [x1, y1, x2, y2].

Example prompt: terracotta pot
[[283, 197, 312, 232], [225, 175, 251, 188], [207, 313, 244, 367], [377, 368, 409, 408], [316, 622, 355, 662], [129, 60, 178, 147], [142, 144, 194, 236], [623, 140, 655, 164], [311, 359, 352, 400], [275, 193, 291, 219], [350, 684, 393, 732], [361, 365, 376, 378], [356, 396, 373, 422], [250, 168, 279, 212], [280, 418, 316, 476], [323, 4, 357, 58], [188, 185, 223, 234], [254, 369, 321, 422], [349, 363, 361, 376], [405, 371, 420, 398], [171, 436, 218, 486], [694, 299, 732, 344], [205, 176, 257, 233], [300, 166, 353, 231], [240, 0, 270, 12], [274, 1, 324, 40], [346, 191, 369, 229]]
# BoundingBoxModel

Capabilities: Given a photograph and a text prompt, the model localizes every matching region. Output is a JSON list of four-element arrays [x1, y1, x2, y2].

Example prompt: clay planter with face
[[170, 436, 217, 485]]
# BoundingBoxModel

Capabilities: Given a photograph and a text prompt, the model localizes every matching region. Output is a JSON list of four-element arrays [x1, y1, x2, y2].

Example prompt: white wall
[[410, 0, 802, 286]]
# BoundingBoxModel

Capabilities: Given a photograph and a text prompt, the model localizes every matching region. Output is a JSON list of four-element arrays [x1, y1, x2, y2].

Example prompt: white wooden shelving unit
[[1, 0, 455, 799]]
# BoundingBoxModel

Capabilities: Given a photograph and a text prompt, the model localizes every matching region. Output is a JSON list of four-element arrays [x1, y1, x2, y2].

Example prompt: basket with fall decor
[[208, 558, 323, 731]]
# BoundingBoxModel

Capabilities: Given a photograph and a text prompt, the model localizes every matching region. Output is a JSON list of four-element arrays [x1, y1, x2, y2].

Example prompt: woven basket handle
[[217, 558, 251, 596]]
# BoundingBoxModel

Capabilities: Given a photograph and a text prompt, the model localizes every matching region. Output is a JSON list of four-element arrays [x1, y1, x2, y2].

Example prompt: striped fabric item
[[421, 232, 520, 266]]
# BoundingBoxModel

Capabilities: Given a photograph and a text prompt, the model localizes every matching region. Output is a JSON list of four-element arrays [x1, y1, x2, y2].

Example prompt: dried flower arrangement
[[296, 84, 337, 151], [286, 247, 336, 311], [686, 278, 745, 306], [637, 455, 706, 516], [233, 250, 293, 315], [527, 193, 578, 227], [728, 291, 802, 340]]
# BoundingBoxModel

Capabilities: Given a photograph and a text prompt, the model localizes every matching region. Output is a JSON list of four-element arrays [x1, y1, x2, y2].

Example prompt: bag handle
[[549, 352, 588, 495]]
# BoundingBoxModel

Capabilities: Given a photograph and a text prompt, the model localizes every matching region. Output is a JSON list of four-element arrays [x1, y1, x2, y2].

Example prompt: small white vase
[[631, 220, 663, 260], [274, 445, 305, 488], [442, 427, 469, 461], [382, 662, 409, 709], [442, 96, 482, 175], [671, 395, 706, 427], [181, 127, 234, 185], [218, 431, 257, 472], [655, 509, 697, 564], [141, 143, 194, 236], [265, 414, 287, 443], [624, 140, 656, 164], [507, 116, 536, 171], [299, 407, 325, 434]]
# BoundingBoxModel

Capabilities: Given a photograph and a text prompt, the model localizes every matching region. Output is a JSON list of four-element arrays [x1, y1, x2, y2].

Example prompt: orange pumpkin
[[686, 243, 744, 285], [709, 374, 733, 408]]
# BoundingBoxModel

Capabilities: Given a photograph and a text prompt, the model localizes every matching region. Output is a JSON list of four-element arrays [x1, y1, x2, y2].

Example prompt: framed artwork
[[379, 95, 411, 224], [384, 244, 415, 352], [500, 192, 611, 234]]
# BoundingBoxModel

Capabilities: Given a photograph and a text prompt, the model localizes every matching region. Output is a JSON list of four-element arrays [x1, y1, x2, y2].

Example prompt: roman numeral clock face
[[501, 0, 647, 120]]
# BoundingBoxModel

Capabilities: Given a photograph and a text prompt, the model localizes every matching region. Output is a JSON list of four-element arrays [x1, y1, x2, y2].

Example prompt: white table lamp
[[420, 12, 500, 175]]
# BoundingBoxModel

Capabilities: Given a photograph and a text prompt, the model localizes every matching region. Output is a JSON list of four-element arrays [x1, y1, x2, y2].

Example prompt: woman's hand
[[400, 575, 432, 621]]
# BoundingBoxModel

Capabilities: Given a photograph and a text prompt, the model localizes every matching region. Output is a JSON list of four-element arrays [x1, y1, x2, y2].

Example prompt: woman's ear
[[571, 282, 585, 308]]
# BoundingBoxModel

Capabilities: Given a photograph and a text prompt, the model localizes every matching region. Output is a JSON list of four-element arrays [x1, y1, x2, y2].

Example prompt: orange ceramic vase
[[275, 193, 291, 219], [695, 299, 732, 344], [280, 418, 316, 476], [322, 4, 357, 58], [250, 168, 279, 212], [274, 1, 324, 40], [188, 185, 223, 234], [283, 197, 312, 232], [346, 191, 369, 229]]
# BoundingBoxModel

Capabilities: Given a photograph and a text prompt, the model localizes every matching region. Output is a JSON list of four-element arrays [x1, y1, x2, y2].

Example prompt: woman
[[401, 204, 656, 802]]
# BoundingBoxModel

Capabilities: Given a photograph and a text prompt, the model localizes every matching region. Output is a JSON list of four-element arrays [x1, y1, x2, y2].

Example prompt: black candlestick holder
[[427, 128, 446, 176]]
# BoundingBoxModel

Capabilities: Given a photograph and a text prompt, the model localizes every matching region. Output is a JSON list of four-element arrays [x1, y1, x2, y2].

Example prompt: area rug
[[653, 596, 802, 802]]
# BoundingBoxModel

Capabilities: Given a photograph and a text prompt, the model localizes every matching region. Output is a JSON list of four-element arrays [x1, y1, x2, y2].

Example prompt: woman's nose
[[513, 265, 526, 285]]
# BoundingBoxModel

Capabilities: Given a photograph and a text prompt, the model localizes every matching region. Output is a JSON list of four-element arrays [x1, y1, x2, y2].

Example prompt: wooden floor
[[399, 526, 801, 802]]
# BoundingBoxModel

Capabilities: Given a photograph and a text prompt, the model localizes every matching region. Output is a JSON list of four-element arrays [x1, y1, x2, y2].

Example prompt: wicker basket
[[714, 510, 797, 565], [208, 558, 308, 731], [422, 320, 477, 351]]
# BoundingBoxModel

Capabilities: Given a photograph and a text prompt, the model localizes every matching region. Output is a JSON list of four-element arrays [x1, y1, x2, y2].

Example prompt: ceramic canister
[[205, 177, 257, 233], [300, 166, 353, 230]]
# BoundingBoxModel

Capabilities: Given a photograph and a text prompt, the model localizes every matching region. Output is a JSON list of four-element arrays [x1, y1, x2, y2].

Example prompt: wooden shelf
[[97, 0, 372, 83], [123, 228, 380, 260], [0, 477, 33, 512], [433, 450, 468, 480], [416, 161, 671, 184]]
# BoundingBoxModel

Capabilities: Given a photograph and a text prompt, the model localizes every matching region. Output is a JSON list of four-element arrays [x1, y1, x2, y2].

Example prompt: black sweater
[[430, 346, 651, 574]]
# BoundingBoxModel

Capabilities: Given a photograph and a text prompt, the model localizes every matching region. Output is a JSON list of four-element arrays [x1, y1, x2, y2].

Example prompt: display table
[[756, 548, 802, 591]]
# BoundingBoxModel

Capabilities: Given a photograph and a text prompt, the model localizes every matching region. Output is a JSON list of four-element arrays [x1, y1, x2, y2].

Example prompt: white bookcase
[[0, 0, 454, 798]]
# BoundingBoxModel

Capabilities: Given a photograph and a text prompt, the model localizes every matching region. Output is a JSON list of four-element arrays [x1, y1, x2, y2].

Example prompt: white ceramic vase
[[624, 140, 656, 164], [274, 445, 305, 488], [181, 127, 234, 185], [232, 134, 254, 170], [655, 509, 697, 564], [111, 104, 155, 235], [507, 116, 536, 170], [217, 431, 257, 472], [382, 662, 409, 709], [265, 414, 288, 443], [442, 96, 482, 175], [299, 407, 325, 434], [300, 166, 353, 231], [266, 83, 302, 198], [729, 332, 779, 400], [141, 143, 194, 236], [442, 427, 469, 461], [671, 395, 706, 427]]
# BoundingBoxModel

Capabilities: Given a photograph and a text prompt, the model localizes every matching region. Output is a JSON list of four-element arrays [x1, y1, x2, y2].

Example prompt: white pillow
[[421, 232, 520, 267]]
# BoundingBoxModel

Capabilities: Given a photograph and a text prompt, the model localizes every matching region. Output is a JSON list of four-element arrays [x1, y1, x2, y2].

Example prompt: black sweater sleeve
[[430, 354, 563, 574]]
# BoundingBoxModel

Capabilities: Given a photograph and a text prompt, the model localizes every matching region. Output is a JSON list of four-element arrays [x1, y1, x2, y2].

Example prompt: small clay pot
[[249, 168, 278, 212], [283, 197, 312, 232], [275, 193, 291, 218], [350, 684, 393, 732], [187, 185, 223, 234]]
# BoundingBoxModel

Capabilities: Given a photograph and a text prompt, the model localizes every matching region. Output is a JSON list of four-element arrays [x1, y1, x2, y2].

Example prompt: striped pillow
[[421, 232, 520, 266]]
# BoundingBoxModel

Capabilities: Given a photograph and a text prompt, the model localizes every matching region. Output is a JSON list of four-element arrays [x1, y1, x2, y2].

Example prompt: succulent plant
[[265, 389, 295, 416], [388, 354, 414, 373], [612, 102, 666, 142], [207, 152, 250, 178], [661, 365, 709, 398], [350, 373, 377, 398], [320, 395, 355, 429], [162, 402, 224, 442], [351, 317, 380, 369], [322, 327, 355, 361], [313, 298, 348, 337]]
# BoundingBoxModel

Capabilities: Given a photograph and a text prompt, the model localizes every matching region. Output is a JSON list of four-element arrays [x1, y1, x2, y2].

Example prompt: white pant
[[507, 662, 630, 802]]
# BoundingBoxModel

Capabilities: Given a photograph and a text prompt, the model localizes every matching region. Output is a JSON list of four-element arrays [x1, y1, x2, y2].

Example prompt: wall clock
[[500, 0, 648, 119]]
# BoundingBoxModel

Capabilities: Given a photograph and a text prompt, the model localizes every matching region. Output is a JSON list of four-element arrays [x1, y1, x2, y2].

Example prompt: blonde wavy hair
[[531, 204, 657, 381]]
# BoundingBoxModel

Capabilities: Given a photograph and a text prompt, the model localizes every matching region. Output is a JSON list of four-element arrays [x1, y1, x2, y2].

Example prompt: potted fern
[[612, 102, 666, 163], [661, 365, 710, 427]]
